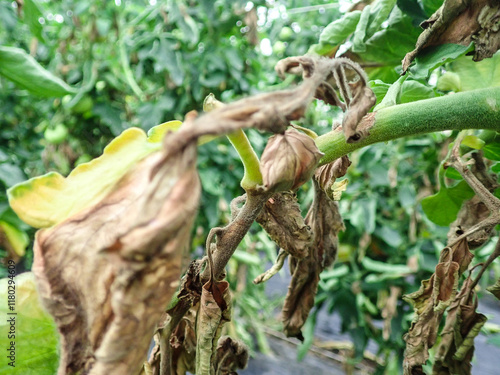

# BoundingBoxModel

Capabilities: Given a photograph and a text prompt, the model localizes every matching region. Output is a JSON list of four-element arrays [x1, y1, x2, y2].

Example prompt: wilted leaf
[[213, 336, 249, 375], [0, 272, 59, 375], [0, 46, 76, 97], [282, 181, 345, 338], [8, 121, 181, 228], [447, 152, 498, 248], [260, 129, 323, 192], [403, 239, 472, 374], [433, 276, 487, 375], [315, 156, 351, 200], [196, 279, 232, 375], [256, 192, 312, 259], [402, 0, 500, 73], [32, 132, 200, 374]]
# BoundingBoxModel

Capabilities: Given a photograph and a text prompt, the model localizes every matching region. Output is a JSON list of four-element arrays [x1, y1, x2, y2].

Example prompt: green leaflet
[[23, 0, 45, 42], [421, 180, 474, 227], [309, 10, 361, 55], [444, 51, 500, 92], [0, 46, 76, 97], [0, 273, 59, 375], [409, 43, 473, 80], [318, 10, 361, 45]]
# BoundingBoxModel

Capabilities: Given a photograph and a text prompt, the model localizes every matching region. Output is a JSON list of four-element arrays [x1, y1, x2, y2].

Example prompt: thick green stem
[[316, 87, 500, 165], [226, 130, 263, 190]]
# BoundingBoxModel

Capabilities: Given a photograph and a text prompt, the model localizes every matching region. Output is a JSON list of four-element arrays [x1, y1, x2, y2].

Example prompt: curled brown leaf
[[255, 191, 312, 259], [33, 138, 200, 375], [260, 128, 323, 193]]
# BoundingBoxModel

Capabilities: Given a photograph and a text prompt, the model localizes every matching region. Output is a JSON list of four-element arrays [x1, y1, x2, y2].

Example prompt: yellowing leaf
[[7, 121, 181, 228]]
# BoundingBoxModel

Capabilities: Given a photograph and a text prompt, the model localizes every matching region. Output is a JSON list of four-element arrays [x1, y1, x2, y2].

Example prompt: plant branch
[[316, 87, 500, 165]]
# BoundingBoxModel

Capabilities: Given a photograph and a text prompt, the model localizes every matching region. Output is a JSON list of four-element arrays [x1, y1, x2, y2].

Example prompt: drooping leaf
[[7, 121, 181, 228], [196, 280, 232, 375], [433, 276, 487, 375], [0, 272, 59, 375], [33, 131, 200, 374], [403, 239, 472, 374], [256, 192, 312, 259], [487, 278, 500, 300], [0, 46, 76, 97], [402, 0, 500, 72]]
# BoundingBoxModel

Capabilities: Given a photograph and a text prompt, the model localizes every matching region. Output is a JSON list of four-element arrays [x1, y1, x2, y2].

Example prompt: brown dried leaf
[[315, 156, 351, 200], [260, 128, 323, 193], [213, 336, 249, 375], [255, 191, 312, 259], [433, 276, 487, 375], [282, 182, 345, 338], [342, 85, 376, 143], [169, 306, 198, 375], [32, 139, 200, 375], [195, 279, 232, 375], [402, 0, 500, 73], [403, 239, 472, 374], [448, 153, 498, 248]]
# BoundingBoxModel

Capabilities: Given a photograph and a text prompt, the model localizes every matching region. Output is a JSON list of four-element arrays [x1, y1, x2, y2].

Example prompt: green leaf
[[7, 121, 181, 228], [484, 142, 500, 161], [421, 180, 474, 226], [0, 163, 26, 188], [437, 71, 461, 92], [361, 257, 411, 274], [369, 79, 391, 106], [0, 46, 76, 97], [366, 0, 397, 38], [23, 0, 45, 42], [447, 52, 500, 92], [409, 43, 473, 80], [461, 135, 485, 150], [374, 75, 406, 110], [351, 5, 371, 53], [399, 79, 435, 103], [318, 11, 362, 46], [362, 8, 421, 64], [0, 273, 59, 375], [421, 0, 444, 15], [396, 0, 427, 25]]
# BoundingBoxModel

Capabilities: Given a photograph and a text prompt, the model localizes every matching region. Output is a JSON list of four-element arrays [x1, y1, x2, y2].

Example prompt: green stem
[[118, 34, 145, 101], [316, 87, 500, 165], [226, 130, 263, 190]]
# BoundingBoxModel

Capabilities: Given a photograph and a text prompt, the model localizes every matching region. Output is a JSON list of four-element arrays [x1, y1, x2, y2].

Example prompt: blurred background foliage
[[1, 0, 500, 373]]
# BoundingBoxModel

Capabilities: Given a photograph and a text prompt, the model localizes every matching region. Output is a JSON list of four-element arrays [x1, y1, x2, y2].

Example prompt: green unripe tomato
[[44, 124, 68, 145], [71, 95, 94, 114], [273, 41, 286, 55], [279, 26, 293, 40]]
